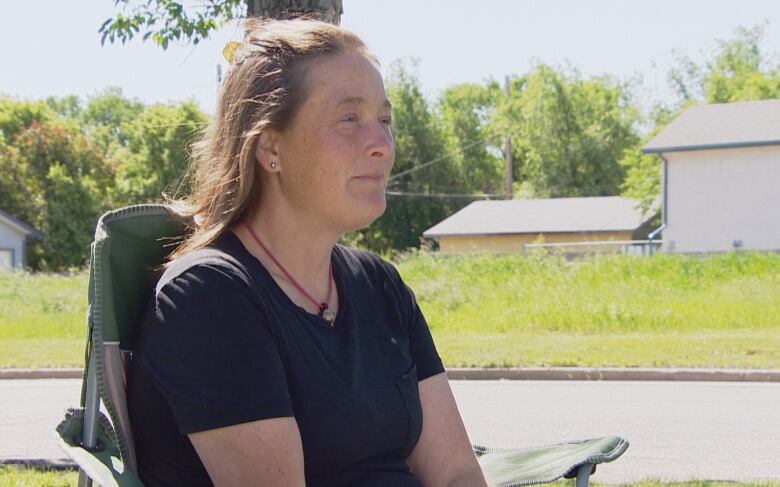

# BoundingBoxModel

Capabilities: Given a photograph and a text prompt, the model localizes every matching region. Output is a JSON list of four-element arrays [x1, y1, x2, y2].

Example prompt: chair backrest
[[91, 204, 191, 349], [87, 204, 190, 474]]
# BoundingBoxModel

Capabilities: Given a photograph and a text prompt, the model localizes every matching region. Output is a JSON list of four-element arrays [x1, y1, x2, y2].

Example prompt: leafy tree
[[0, 93, 208, 268], [619, 148, 661, 218], [437, 82, 504, 194], [619, 105, 679, 221], [667, 50, 705, 105], [82, 87, 145, 153], [45, 95, 83, 120], [0, 142, 31, 226], [100, 0, 343, 49], [113, 100, 207, 205], [496, 64, 640, 198], [705, 23, 780, 103], [668, 22, 780, 106], [40, 163, 102, 270], [0, 98, 56, 141], [0, 121, 109, 269]]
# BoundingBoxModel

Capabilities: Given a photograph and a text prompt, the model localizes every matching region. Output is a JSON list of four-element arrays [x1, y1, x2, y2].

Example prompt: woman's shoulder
[[156, 232, 255, 299]]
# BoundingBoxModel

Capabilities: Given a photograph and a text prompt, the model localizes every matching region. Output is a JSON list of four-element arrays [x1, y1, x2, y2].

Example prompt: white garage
[[643, 99, 780, 253], [0, 209, 41, 271]]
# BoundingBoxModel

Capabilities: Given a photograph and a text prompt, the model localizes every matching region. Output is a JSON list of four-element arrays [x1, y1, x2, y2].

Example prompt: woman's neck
[[235, 202, 339, 309]]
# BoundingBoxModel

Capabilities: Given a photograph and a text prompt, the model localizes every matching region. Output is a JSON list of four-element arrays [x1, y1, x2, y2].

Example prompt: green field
[[0, 271, 87, 368], [0, 467, 77, 487], [1, 251, 779, 369], [400, 250, 780, 368], [0, 467, 777, 487]]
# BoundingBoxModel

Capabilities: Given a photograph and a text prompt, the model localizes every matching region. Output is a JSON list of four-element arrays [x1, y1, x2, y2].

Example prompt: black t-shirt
[[127, 231, 445, 486]]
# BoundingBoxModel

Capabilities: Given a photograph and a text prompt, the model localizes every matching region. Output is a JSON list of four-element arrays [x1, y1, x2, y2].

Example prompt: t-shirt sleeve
[[369, 255, 445, 381], [141, 263, 294, 435], [404, 283, 445, 381]]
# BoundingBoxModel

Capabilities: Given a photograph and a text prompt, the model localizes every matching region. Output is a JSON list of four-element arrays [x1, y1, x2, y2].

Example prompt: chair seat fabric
[[475, 436, 629, 487]]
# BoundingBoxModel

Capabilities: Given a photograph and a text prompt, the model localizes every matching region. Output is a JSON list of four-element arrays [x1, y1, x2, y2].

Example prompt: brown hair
[[168, 17, 376, 260]]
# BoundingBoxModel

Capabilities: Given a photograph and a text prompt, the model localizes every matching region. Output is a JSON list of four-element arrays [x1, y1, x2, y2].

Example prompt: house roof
[[643, 99, 780, 153], [422, 196, 648, 237], [0, 208, 41, 238]]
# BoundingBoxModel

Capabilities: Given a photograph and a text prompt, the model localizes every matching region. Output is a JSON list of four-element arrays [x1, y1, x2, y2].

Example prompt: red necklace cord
[[242, 221, 334, 315]]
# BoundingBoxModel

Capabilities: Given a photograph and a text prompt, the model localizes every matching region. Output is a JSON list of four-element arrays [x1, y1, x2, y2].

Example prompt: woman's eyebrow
[[336, 97, 393, 109]]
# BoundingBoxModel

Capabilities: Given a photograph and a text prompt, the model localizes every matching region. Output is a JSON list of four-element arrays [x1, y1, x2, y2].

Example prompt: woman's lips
[[353, 174, 385, 182]]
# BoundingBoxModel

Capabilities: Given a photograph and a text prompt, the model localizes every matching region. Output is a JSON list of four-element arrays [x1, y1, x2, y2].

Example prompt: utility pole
[[504, 76, 514, 199]]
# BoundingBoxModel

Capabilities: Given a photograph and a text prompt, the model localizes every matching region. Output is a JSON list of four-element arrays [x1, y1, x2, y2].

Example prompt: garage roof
[[422, 196, 648, 237], [643, 99, 780, 153]]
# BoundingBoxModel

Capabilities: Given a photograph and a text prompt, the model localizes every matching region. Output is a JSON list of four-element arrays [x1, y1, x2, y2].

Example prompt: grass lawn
[[1, 251, 779, 369], [0, 467, 778, 487], [401, 250, 780, 368], [0, 467, 77, 487], [0, 271, 87, 368]]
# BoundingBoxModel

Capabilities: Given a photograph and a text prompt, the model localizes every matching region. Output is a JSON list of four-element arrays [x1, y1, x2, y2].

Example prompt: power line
[[143, 121, 209, 129], [387, 139, 486, 182], [385, 191, 506, 199], [388, 181, 495, 192]]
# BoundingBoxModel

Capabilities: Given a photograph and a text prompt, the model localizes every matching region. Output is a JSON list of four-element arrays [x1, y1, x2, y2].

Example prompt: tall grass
[[0, 271, 88, 367], [1, 251, 778, 368], [398, 251, 780, 334], [0, 271, 87, 340], [0, 466, 77, 487]]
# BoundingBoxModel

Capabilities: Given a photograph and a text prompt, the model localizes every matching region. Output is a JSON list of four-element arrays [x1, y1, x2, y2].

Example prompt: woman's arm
[[189, 416, 306, 486], [407, 373, 488, 487]]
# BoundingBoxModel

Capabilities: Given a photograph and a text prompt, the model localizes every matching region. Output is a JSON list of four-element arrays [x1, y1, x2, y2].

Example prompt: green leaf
[[98, 18, 114, 33]]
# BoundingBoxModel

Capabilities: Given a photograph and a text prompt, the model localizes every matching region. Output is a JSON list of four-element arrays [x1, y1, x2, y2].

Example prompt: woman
[[128, 17, 487, 487]]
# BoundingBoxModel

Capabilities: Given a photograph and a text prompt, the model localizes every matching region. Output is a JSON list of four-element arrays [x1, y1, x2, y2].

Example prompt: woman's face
[[270, 51, 395, 233]]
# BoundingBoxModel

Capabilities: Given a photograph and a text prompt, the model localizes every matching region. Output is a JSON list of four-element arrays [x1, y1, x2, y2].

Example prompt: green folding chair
[[55, 204, 629, 487]]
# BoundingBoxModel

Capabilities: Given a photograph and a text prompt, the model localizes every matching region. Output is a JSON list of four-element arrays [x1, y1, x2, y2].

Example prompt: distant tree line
[[0, 89, 206, 270], [1, 24, 779, 270]]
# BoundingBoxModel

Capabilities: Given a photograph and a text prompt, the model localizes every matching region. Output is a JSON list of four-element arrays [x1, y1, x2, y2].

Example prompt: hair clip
[[223, 41, 242, 63]]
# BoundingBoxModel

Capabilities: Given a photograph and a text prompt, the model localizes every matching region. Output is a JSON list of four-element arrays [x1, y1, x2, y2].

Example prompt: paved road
[[451, 380, 780, 483], [1, 379, 779, 483]]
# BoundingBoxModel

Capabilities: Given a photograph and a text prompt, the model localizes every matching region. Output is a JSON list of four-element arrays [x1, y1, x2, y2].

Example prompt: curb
[[0, 369, 83, 380], [446, 367, 780, 382], [2, 367, 780, 382]]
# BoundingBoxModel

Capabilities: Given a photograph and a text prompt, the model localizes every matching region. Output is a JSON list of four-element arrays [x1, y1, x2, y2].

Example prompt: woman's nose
[[367, 121, 394, 159]]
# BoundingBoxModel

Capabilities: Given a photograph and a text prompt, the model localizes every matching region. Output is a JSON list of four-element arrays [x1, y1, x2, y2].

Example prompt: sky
[[1, 0, 779, 114]]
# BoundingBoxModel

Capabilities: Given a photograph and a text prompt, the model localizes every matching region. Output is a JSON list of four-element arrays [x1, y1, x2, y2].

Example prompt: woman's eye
[[341, 114, 358, 123], [381, 117, 392, 125]]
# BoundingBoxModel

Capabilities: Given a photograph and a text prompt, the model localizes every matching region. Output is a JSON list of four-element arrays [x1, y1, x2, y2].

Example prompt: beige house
[[422, 196, 653, 255], [643, 99, 780, 253]]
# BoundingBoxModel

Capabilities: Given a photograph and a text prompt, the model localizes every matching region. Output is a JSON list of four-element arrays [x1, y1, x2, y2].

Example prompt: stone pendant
[[322, 308, 336, 328]]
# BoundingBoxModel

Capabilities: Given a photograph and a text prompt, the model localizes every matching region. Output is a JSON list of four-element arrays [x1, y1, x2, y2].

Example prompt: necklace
[[242, 222, 337, 327]]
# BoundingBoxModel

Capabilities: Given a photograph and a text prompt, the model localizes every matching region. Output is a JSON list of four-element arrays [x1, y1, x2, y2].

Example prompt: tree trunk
[[245, 0, 343, 24]]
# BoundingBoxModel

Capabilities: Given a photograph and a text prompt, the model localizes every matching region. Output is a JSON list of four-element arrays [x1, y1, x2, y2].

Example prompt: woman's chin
[[344, 195, 387, 232]]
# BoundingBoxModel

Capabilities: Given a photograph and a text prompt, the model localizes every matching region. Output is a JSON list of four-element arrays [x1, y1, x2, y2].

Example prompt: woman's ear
[[255, 131, 281, 172]]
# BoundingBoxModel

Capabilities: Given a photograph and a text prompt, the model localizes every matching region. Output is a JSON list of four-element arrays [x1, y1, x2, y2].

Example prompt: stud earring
[[270, 162, 277, 169]]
